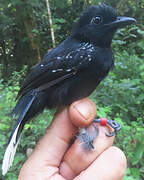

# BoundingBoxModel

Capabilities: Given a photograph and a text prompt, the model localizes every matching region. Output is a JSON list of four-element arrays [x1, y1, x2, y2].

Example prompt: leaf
[[130, 168, 140, 180], [137, 29, 144, 35], [32, 29, 39, 34], [0, 123, 9, 131], [131, 140, 144, 165], [54, 18, 66, 24], [112, 39, 126, 45], [123, 168, 135, 180]]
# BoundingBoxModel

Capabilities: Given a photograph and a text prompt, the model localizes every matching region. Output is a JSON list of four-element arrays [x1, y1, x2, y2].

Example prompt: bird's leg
[[77, 124, 99, 151], [77, 118, 121, 151], [93, 118, 121, 137]]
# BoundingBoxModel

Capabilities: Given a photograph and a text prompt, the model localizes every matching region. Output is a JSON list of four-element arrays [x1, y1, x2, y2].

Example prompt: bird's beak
[[107, 16, 136, 28]]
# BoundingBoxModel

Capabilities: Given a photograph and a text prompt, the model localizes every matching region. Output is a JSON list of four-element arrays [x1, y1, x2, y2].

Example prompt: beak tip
[[130, 17, 137, 23], [134, 19, 137, 23], [108, 16, 137, 28]]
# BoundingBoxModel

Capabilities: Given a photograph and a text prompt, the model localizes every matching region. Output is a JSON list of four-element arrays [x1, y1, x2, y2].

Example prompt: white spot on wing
[[65, 51, 75, 59], [52, 69, 63, 73], [66, 69, 71, 72], [87, 44, 92, 48], [89, 49, 93, 52], [82, 47, 86, 50], [52, 70, 56, 73]]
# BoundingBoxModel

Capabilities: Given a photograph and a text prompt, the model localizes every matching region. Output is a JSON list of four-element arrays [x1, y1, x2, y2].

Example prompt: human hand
[[18, 98, 127, 180]]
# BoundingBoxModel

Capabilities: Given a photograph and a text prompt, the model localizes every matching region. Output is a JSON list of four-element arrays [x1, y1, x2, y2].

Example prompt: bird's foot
[[93, 118, 121, 137], [77, 124, 98, 151], [77, 118, 121, 151]]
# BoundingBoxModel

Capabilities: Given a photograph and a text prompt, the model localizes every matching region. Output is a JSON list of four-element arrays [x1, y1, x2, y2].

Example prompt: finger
[[60, 123, 115, 179], [19, 98, 96, 177], [74, 146, 127, 180], [69, 97, 96, 127]]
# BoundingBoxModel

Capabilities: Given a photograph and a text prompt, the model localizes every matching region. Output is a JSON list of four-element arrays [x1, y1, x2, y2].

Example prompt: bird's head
[[72, 4, 136, 47]]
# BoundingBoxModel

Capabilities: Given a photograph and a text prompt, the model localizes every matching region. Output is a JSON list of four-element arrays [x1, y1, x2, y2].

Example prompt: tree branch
[[45, 0, 56, 48]]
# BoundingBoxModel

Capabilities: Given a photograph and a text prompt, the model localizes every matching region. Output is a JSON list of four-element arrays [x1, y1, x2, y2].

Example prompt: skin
[[18, 98, 127, 180]]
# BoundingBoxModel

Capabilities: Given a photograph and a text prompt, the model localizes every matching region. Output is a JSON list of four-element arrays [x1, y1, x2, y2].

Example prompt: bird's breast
[[87, 47, 114, 79]]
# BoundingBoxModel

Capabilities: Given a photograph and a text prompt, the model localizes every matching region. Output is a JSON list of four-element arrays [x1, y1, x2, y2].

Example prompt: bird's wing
[[18, 42, 97, 97]]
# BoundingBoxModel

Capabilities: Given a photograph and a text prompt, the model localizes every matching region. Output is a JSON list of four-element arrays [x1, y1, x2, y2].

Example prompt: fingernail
[[74, 100, 93, 120]]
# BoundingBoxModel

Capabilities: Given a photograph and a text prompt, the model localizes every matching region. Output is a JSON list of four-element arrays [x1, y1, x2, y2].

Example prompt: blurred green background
[[0, 0, 144, 179]]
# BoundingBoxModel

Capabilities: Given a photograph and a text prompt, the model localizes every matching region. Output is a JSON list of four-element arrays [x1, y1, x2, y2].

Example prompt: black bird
[[2, 4, 136, 175]]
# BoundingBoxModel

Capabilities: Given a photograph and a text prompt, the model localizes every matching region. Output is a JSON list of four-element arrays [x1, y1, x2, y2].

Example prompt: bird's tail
[[2, 90, 46, 175]]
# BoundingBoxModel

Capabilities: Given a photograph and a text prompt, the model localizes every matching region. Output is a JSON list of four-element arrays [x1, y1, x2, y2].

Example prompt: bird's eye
[[91, 16, 102, 25]]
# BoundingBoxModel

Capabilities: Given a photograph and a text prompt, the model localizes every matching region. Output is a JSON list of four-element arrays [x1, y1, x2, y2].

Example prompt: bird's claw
[[93, 118, 121, 137], [106, 131, 116, 137]]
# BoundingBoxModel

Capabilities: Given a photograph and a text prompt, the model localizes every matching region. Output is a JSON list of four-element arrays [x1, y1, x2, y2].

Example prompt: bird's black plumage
[[2, 4, 136, 175]]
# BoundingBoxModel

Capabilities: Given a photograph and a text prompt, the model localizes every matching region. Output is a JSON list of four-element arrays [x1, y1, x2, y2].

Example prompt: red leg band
[[100, 118, 108, 126]]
